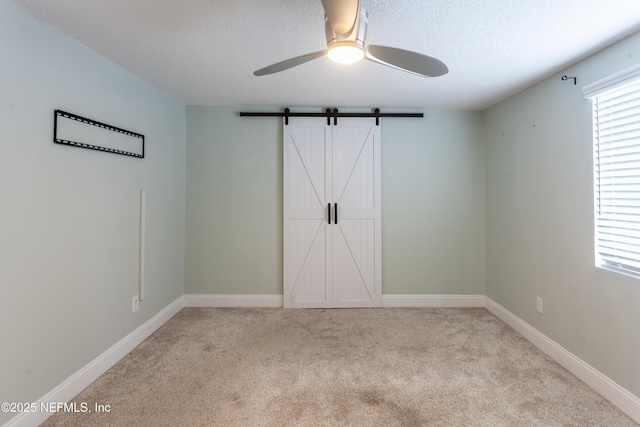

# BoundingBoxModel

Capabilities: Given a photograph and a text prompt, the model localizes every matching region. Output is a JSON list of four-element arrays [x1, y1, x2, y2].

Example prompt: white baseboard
[[184, 294, 284, 307], [485, 297, 640, 424], [3, 296, 184, 427], [382, 294, 485, 307], [183, 294, 485, 308]]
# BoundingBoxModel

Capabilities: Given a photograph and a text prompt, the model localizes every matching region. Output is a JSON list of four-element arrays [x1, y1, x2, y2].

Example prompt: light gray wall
[[186, 107, 282, 294], [485, 31, 640, 397], [382, 111, 485, 294], [185, 107, 485, 295], [0, 1, 186, 422]]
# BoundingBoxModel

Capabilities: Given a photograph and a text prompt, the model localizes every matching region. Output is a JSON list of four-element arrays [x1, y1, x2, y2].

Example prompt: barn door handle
[[328, 203, 331, 224], [334, 203, 338, 225]]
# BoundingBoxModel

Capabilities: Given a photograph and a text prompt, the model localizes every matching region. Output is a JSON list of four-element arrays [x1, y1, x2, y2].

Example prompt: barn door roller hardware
[[239, 108, 423, 125]]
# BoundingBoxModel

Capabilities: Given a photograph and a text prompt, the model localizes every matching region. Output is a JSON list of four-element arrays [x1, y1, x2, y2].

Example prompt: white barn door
[[283, 120, 332, 308], [283, 117, 381, 308]]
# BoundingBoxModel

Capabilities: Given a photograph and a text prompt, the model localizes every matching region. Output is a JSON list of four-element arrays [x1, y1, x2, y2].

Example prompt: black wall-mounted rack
[[239, 108, 423, 126], [54, 110, 145, 158]]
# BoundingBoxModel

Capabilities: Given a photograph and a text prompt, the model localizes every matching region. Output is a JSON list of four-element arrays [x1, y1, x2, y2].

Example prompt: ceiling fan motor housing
[[325, 8, 368, 51]]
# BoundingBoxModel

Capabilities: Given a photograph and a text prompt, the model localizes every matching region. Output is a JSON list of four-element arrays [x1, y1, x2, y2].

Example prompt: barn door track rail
[[239, 108, 423, 126]]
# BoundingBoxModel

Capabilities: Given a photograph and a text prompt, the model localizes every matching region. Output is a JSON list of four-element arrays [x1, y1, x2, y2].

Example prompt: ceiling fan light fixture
[[327, 44, 364, 64], [253, 2, 448, 78]]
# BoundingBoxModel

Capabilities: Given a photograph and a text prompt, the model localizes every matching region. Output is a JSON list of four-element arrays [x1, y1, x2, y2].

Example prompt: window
[[584, 64, 640, 277]]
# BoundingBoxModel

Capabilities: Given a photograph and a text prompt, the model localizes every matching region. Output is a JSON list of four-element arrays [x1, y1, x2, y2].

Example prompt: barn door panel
[[332, 119, 381, 307], [283, 121, 332, 307]]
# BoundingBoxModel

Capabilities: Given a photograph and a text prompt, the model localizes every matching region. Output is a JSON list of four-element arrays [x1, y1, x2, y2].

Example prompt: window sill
[[595, 264, 640, 281]]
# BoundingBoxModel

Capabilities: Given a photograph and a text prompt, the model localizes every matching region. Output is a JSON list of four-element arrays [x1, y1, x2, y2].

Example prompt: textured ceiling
[[10, 0, 640, 110]]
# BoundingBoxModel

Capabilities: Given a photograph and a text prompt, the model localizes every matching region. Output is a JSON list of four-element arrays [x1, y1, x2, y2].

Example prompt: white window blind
[[588, 73, 640, 277]]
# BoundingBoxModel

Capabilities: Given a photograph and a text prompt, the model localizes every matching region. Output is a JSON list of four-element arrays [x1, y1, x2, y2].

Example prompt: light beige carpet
[[42, 308, 636, 426]]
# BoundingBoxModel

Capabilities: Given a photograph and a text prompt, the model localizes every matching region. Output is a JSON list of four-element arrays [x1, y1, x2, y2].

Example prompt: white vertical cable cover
[[139, 189, 146, 301]]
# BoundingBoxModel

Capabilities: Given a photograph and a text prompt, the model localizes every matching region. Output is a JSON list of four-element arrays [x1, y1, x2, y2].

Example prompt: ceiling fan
[[254, 0, 448, 78]]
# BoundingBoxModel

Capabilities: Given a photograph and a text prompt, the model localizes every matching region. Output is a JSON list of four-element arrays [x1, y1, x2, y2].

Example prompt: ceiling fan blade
[[365, 44, 448, 78], [321, 0, 360, 34], [254, 50, 328, 76]]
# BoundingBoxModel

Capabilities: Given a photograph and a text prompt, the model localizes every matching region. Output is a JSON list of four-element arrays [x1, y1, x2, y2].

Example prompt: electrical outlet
[[132, 295, 139, 313], [536, 297, 543, 314]]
